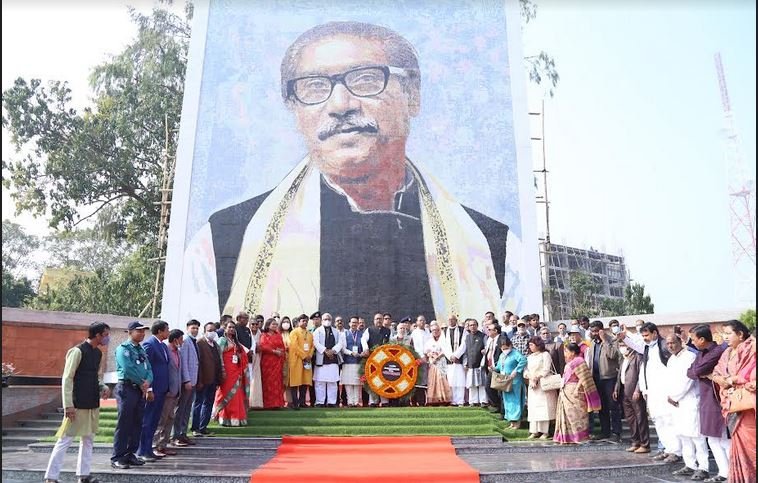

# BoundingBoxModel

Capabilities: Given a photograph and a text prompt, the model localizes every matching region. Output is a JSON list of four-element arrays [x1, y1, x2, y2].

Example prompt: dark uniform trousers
[[111, 382, 145, 463]]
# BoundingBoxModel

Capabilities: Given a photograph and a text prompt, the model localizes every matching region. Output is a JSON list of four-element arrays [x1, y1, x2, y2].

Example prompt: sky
[[2, 0, 755, 314]]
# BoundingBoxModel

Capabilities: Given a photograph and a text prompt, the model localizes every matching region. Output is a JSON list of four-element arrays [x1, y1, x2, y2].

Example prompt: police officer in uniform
[[111, 321, 153, 469]]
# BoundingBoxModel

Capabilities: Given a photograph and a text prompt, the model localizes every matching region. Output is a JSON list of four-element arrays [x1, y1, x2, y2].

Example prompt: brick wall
[[1, 307, 151, 377]]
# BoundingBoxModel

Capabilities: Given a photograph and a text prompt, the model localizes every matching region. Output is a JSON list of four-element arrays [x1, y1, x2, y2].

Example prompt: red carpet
[[250, 435, 479, 482]]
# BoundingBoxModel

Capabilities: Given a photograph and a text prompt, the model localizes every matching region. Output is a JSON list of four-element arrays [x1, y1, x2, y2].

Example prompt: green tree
[[2, 271, 35, 308], [520, 0, 560, 97], [741, 308, 756, 332], [1, 219, 39, 307], [568, 271, 601, 319], [624, 282, 655, 315], [2, 3, 191, 245], [29, 245, 157, 316]]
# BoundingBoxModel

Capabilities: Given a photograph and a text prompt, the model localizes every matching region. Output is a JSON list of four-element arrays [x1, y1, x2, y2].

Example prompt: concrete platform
[[2, 436, 702, 483]]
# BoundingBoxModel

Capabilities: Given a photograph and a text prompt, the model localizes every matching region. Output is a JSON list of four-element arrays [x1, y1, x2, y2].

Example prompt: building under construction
[[540, 242, 630, 321]]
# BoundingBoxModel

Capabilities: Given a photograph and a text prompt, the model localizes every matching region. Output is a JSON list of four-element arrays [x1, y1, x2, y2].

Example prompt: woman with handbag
[[712, 320, 756, 483], [554, 342, 602, 444], [523, 337, 558, 439], [494, 337, 527, 430]]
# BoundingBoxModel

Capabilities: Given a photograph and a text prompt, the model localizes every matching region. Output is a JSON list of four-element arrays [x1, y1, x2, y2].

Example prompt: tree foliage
[[741, 308, 756, 332], [2, 4, 191, 245], [520, 0, 559, 97], [28, 245, 157, 316]]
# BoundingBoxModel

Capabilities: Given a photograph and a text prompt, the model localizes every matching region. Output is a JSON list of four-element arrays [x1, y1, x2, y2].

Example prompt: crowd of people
[[42, 313, 755, 483]]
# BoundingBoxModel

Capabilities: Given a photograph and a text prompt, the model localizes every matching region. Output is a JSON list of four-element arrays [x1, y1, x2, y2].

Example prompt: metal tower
[[714, 52, 756, 307]]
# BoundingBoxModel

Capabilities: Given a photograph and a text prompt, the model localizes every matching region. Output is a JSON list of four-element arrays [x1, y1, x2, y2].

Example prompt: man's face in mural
[[289, 34, 418, 185]]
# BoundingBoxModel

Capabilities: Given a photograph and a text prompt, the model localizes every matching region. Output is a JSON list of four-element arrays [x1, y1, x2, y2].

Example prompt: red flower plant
[[360, 375, 367, 382]]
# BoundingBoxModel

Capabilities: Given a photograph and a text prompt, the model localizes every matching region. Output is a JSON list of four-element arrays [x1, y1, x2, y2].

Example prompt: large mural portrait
[[162, 0, 542, 325]]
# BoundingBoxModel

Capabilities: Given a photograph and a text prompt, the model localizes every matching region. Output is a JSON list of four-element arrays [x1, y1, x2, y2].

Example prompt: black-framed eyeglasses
[[287, 65, 412, 105]]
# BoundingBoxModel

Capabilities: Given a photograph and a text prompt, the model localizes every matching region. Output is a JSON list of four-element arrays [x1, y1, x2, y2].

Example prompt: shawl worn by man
[[179, 158, 524, 322], [553, 356, 601, 444]]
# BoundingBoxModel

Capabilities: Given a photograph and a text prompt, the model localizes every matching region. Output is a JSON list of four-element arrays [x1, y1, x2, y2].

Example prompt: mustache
[[317, 114, 379, 141]]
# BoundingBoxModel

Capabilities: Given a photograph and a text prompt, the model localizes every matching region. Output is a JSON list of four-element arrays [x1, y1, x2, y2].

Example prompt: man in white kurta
[[444, 315, 466, 406], [45, 322, 110, 483], [620, 323, 682, 462], [665, 335, 710, 480], [313, 314, 344, 407]]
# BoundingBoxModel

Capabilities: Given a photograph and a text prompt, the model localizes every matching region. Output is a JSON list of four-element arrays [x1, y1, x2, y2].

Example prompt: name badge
[[232, 354, 239, 364], [352, 345, 359, 353], [304, 343, 309, 350]]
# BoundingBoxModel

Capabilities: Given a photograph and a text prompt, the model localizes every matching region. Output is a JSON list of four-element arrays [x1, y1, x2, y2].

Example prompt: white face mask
[[620, 347, 629, 356], [205, 332, 217, 342], [323, 320, 332, 327], [281, 323, 291, 330]]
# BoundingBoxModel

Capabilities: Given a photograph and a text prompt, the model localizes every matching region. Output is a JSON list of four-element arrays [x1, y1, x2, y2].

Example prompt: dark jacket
[[464, 331, 486, 369], [545, 341, 566, 376], [197, 337, 223, 386], [615, 351, 643, 399], [142, 335, 169, 394], [686, 342, 727, 438]]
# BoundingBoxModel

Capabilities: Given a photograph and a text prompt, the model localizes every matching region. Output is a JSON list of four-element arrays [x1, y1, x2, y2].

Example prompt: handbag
[[539, 357, 562, 392], [728, 386, 756, 413], [491, 372, 514, 392]]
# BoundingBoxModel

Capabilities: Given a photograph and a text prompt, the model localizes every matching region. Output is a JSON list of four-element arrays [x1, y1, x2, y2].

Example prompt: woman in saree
[[258, 318, 287, 409], [212, 321, 250, 426], [712, 320, 755, 483], [494, 336, 527, 430], [280, 316, 292, 407], [553, 342, 602, 444], [424, 321, 453, 405]]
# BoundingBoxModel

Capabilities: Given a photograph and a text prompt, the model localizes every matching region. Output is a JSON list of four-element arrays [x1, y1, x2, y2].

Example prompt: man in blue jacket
[[138, 320, 170, 461]]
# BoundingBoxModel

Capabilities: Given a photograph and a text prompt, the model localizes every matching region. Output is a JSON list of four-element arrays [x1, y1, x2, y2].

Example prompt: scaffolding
[[139, 114, 176, 319], [543, 244, 629, 321], [530, 100, 553, 320], [530, 101, 629, 320]]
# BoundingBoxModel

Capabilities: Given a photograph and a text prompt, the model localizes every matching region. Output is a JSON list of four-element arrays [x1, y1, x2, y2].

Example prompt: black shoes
[[127, 455, 146, 466], [110, 460, 130, 470]]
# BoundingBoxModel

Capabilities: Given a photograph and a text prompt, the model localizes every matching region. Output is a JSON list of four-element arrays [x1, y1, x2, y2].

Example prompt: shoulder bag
[[539, 355, 562, 392], [491, 372, 514, 392]]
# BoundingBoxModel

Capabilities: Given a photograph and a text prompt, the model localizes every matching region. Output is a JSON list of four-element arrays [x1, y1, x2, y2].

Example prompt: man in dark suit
[[137, 320, 170, 462], [483, 323, 508, 412], [361, 313, 392, 407], [192, 322, 224, 436], [614, 340, 650, 453]]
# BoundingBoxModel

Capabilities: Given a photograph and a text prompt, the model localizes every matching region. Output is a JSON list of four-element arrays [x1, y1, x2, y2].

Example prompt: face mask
[[611, 326, 621, 335], [206, 332, 217, 342], [101, 335, 111, 346], [619, 347, 629, 356], [323, 320, 332, 327], [281, 323, 291, 330]]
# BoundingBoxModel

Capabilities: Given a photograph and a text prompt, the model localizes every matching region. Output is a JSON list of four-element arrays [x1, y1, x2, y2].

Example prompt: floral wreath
[[358, 343, 425, 400]]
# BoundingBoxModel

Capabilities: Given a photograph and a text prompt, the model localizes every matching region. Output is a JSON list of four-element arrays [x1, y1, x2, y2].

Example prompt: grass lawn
[[45, 406, 530, 442]]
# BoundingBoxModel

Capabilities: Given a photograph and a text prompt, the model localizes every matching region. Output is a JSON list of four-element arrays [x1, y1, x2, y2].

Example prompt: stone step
[[2, 453, 267, 483], [40, 412, 66, 420], [27, 442, 278, 457], [15, 419, 60, 429], [1, 436, 45, 446], [2, 427, 56, 437]]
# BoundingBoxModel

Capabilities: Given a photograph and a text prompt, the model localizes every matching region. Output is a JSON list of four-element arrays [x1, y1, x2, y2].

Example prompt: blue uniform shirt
[[115, 339, 153, 385]]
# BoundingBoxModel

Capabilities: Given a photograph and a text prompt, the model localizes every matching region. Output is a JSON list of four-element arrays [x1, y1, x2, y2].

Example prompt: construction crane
[[714, 52, 756, 307]]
